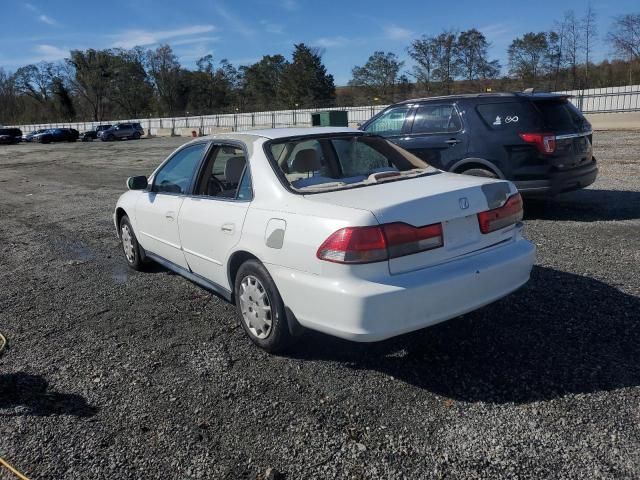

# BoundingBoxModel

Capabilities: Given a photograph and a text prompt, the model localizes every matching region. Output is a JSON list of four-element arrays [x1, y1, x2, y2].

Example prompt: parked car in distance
[[0, 128, 23, 144], [33, 128, 79, 144], [114, 127, 535, 352], [81, 124, 112, 141], [360, 92, 597, 197], [24, 129, 49, 142], [98, 123, 144, 141]]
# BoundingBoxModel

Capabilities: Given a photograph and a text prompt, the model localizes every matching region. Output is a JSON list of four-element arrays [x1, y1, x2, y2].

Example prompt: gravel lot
[[0, 132, 639, 479]]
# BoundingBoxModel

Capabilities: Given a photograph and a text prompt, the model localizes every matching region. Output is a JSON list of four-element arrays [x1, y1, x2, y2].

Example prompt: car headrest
[[224, 156, 246, 184], [291, 149, 321, 173]]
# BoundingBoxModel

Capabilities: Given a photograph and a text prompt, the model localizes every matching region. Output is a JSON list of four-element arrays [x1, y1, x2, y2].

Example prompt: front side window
[[153, 143, 208, 194], [194, 144, 251, 199], [268, 134, 432, 193], [411, 104, 462, 134], [363, 107, 411, 135]]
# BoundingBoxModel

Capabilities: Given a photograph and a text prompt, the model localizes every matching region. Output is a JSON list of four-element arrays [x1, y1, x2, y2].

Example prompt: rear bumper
[[267, 238, 536, 342], [514, 161, 598, 197]]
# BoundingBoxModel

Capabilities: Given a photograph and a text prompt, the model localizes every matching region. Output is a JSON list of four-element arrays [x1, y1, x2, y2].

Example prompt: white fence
[[10, 85, 640, 134]]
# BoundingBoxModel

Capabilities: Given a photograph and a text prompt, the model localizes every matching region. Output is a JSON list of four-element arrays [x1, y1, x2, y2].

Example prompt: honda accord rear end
[[260, 131, 536, 341]]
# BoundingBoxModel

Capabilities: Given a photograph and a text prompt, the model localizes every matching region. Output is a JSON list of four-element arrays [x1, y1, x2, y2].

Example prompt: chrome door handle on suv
[[445, 138, 461, 146]]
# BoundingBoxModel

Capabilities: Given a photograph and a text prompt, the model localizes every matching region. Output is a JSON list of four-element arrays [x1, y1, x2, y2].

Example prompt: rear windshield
[[532, 99, 589, 132], [266, 134, 433, 193], [476, 102, 540, 131]]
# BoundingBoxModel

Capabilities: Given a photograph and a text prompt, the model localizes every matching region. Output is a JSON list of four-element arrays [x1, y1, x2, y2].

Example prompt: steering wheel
[[207, 176, 225, 196]]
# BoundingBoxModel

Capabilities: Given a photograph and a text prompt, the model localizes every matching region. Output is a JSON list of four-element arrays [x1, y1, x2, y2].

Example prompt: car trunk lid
[[306, 173, 519, 274]]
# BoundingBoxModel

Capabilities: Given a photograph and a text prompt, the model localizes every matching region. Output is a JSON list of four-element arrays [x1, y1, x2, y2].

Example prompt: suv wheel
[[460, 168, 498, 179], [234, 260, 293, 353], [107, 134, 115, 141], [132, 132, 141, 140]]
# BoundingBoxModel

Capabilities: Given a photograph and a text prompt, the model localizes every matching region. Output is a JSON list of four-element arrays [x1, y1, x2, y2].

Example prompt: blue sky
[[0, 0, 637, 85]]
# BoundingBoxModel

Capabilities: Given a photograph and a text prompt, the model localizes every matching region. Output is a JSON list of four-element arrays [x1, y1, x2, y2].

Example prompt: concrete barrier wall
[[585, 112, 640, 131]]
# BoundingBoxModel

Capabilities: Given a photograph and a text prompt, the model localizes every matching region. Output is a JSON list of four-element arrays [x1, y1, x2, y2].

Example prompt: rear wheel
[[460, 168, 498, 179], [234, 260, 293, 353], [132, 132, 141, 140]]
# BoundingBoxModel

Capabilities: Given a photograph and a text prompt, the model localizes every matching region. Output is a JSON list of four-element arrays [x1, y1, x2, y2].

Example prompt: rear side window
[[411, 104, 462, 134], [364, 106, 410, 135], [476, 102, 539, 131], [533, 99, 588, 131]]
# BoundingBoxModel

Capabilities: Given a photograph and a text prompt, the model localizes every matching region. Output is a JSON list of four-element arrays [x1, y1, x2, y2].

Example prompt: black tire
[[234, 259, 293, 353], [107, 134, 115, 141], [119, 215, 145, 271], [132, 132, 141, 140], [460, 168, 498, 179]]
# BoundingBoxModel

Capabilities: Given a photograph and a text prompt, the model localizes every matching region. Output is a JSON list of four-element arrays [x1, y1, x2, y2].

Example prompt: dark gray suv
[[360, 92, 597, 197], [98, 123, 144, 141]]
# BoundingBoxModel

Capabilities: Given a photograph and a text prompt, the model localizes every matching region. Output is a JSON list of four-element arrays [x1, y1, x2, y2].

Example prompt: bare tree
[[508, 32, 549, 84], [456, 29, 501, 82], [562, 10, 582, 88], [582, 3, 598, 87], [13, 62, 56, 104], [408, 35, 436, 93], [349, 51, 403, 101], [430, 30, 460, 94], [607, 13, 640, 85], [608, 13, 640, 60]]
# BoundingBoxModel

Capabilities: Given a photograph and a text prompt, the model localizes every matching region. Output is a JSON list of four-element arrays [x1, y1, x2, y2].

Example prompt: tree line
[[0, 10, 638, 125]]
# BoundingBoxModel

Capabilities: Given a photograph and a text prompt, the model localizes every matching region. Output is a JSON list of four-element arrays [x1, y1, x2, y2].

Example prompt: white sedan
[[114, 127, 535, 352]]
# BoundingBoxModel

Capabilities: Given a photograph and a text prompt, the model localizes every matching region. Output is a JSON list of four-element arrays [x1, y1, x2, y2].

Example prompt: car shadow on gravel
[[523, 188, 640, 221], [0, 372, 97, 417], [286, 266, 640, 404]]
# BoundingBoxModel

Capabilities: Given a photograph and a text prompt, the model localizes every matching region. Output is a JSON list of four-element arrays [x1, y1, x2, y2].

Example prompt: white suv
[[114, 128, 535, 352]]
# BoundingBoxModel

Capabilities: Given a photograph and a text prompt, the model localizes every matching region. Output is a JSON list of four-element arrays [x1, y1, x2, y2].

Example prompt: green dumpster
[[311, 110, 349, 127]]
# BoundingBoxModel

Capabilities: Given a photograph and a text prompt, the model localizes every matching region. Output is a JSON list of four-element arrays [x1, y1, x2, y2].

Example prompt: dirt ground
[[0, 133, 639, 479]]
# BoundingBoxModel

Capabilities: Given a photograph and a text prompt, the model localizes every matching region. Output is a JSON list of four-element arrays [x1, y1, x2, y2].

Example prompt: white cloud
[[24, 3, 59, 26], [110, 25, 217, 49], [279, 0, 298, 11], [214, 5, 254, 37], [313, 36, 349, 48], [34, 44, 68, 61], [260, 20, 284, 34], [384, 25, 414, 41], [38, 14, 57, 26]]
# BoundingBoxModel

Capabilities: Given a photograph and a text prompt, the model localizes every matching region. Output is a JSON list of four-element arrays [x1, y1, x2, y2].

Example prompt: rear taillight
[[477, 193, 523, 234], [317, 222, 443, 264], [519, 132, 556, 154]]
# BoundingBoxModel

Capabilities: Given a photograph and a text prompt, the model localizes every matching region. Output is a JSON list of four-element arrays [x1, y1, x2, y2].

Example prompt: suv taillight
[[477, 193, 523, 234], [519, 132, 556, 154], [317, 222, 444, 264]]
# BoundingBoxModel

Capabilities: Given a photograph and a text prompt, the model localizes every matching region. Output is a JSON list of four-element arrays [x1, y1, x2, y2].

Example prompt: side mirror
[[127, 176, 148, 190]]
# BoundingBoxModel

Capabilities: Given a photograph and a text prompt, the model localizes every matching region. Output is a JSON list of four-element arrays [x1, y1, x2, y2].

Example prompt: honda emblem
[[459, 197, 469, 210]]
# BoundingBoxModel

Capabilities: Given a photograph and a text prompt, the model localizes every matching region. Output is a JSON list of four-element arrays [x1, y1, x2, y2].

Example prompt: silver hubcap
[[121, 225, 135, 263], [239, 275, 272, 339]]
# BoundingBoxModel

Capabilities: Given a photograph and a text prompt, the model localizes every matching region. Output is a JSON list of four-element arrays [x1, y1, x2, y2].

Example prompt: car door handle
[[221, 224, 234, 234], [445, 138, 461, 145], [165, 211, 176, 221]]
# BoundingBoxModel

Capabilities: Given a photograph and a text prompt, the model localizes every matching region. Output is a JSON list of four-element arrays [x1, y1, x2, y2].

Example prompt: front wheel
[[234, 260, 293, 353], [132, 132, 141, 140], [119, 215, 145, 270]]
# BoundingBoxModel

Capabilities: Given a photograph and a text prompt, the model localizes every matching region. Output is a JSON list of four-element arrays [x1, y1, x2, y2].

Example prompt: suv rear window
[[476, 102, 540, 131], [532, 99, 589, 132]]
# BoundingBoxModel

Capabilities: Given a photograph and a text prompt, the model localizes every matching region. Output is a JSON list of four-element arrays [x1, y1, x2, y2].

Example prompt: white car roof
[[207, 127, 361, 141]]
